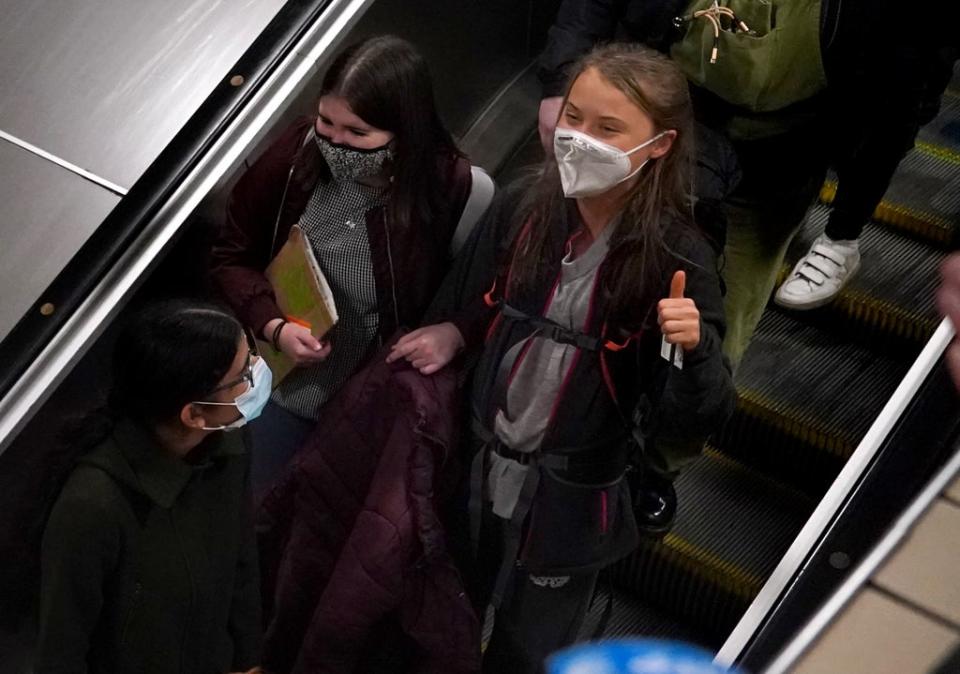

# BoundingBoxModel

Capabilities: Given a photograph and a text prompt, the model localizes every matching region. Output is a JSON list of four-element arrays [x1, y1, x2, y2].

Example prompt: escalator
[[1, 0, 958, 669]]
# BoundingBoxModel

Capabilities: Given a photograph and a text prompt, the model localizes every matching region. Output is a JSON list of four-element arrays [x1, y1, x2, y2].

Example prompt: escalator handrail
[[715, 318, 956, 667], [764, 442, 960, 673]]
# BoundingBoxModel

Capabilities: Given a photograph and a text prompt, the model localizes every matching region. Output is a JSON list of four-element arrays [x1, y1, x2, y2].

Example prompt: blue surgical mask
[[193, 357, 273, 431]]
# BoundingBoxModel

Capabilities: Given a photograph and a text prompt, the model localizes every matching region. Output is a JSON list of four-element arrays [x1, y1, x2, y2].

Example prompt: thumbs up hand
[[657, 271, 701, 352]]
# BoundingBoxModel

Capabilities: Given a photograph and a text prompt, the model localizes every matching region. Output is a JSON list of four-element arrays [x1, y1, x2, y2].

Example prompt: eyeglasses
[[208, 350, 255, 395]]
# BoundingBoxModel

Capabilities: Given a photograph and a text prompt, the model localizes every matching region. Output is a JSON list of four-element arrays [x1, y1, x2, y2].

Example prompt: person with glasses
[[35, 299, 266, 674]]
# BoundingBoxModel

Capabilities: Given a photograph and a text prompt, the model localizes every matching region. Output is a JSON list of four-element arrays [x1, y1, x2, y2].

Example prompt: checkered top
[[270, 177, 388, 420]]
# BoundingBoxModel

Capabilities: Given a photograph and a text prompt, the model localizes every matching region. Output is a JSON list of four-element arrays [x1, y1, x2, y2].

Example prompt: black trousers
[[442, 434, 601, 674], [477, 507, 599, 674]]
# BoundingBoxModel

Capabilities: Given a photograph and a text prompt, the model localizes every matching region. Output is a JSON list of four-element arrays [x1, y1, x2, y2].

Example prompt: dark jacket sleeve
[[228, 458, 262, 671], [210, 118, 313, 337], [538, 0, 624, 97], [423, 177, 530, 349], [35, 470, 122, 674], [645, 232, 736, 475]]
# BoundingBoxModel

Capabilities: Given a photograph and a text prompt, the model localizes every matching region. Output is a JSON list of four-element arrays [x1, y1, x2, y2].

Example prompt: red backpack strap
[[601, 321, 643, 353], [598, 321, 644, 416], [481, 216, 537, 343], [483, 279, 504, 343], [483, 279, 499, 308]]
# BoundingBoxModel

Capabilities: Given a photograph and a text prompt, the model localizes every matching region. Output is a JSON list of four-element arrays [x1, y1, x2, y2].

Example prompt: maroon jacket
[[211, 116, 473, 338], [258, 337, 480, 674]]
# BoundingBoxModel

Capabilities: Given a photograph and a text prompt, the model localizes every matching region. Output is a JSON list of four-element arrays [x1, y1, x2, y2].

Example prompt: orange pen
[[285, 315, 313, 331]]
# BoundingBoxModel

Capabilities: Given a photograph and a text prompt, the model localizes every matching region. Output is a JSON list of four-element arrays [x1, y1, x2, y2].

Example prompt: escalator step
[[820, 142, 960, 246], [917, 88, 960, 158], [610, 448, 813, 644], [781, 203, 944, 347], [576, 585, 708, 647], [717, 310, 912, 493], [485, 583, 708, 651]]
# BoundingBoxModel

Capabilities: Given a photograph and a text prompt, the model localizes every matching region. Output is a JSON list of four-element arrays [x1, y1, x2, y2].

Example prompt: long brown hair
[[320, 35, 461, 232], [510, 44, 696, 330]]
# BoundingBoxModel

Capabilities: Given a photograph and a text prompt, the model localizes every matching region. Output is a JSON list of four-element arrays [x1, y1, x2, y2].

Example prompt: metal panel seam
[[0, 129, 128, 196]]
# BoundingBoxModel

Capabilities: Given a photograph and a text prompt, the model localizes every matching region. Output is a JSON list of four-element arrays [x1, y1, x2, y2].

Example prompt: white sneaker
[[774, 235, 861, 310]]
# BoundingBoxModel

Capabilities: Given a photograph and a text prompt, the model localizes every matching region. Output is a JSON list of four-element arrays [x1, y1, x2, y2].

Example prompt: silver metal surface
[[0, 130, 126, 195], [715, 318, 956, 668], [765, 444, 960, 674], [0, 0, 377, 455], [458, 62, 541, 173], [0, 139, 120, 344], [0, 0, 286, 189]]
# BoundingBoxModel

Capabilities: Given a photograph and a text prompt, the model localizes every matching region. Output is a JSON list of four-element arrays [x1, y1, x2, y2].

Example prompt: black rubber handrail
[[736, 359, 960, 671]]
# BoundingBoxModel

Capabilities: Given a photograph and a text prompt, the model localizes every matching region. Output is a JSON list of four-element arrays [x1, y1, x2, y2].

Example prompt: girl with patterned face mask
[[210, 35, 473, 494], [313, 94, 395, 184]]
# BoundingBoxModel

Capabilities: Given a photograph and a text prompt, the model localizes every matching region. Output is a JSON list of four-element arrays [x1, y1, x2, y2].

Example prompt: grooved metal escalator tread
[[610, 448, 814, 645], [717, 310, 913, 493], [918, 87, 960, 156], [781, 203, 945, 346], [577, 584, 709, 647]]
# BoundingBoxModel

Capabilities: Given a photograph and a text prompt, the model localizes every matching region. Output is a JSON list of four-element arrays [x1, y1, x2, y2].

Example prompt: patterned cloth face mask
[[315, 131, 394, 183]]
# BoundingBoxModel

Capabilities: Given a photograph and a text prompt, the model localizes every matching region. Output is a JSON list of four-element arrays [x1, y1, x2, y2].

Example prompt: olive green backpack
[[670, 0, 827, 113]]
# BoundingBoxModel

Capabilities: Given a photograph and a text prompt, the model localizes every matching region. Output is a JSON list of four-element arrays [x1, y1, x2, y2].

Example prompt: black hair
[[9, 300, 242, 629], [110, 299, 244, 424], [68, 299, 244, 450], [320, 35, 460, 231]]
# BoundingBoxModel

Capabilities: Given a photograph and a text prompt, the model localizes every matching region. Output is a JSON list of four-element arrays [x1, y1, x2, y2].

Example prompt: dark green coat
[[36, 419, 261, 674]]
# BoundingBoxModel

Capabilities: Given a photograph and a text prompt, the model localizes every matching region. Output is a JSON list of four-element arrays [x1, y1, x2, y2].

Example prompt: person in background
[[392, 44, 734, 672], [536, 0, 950, 365], [35, 299, 264, 674], [211, 35, 472, 492], [938, 254, 960, 388]]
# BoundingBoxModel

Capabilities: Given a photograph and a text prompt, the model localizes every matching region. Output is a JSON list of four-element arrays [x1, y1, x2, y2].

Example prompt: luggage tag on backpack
[[660, 336, 683, 370]]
